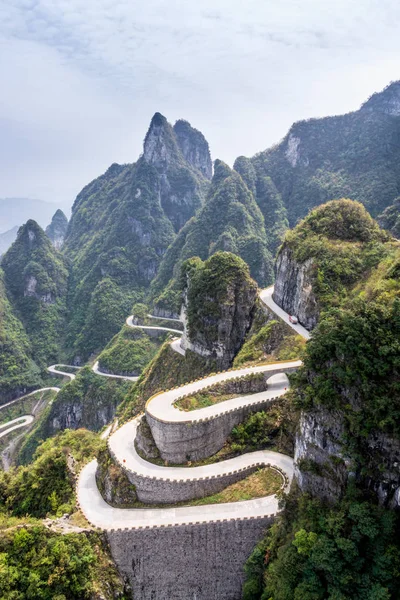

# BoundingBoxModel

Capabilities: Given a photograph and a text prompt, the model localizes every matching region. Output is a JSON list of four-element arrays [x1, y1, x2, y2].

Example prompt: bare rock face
[[173, 119, 212, 180], [361, 80, 400, 116], [273, 246, 318, 330], [295, 407, 400, 509], [135, 416, 160, 460], [143, 112, 175, 170], [45, 209, 68, 250], [143, 113, 209, 232]]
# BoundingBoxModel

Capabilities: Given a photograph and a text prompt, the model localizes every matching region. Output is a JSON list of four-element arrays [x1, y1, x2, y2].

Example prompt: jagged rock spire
[[45, 209, 68, 250]]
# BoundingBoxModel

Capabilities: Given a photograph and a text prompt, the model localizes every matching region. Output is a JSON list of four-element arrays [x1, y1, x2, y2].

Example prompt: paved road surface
[[147, 314, 182, 324], [109, 413, 293, 482], [259, 286, 311, 340], [0, 415, 34, 439], [92, 361, 140, 382], [126, 316, 183, 335], [47, 364, 81, 380], [78, 459, 286, 529], [146, 370, 296, 424]]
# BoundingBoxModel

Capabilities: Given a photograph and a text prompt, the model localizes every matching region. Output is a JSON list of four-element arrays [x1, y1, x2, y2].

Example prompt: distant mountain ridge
[[0, 226, 18, 256], [235, 80, 400, 230], [0, 197, 68, 233]]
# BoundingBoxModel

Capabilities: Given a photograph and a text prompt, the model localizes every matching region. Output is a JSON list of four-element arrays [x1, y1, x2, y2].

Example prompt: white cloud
[[0, 0, 400, 206]]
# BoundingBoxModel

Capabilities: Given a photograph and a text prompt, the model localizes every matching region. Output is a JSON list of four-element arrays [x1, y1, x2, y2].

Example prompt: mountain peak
[[361, 80, 400, 116], [211, 159, 233, 187], [173, 120, 212, 179], [45, 209, 68, 250], [22, 219, 43, 247], [143, 112, 180, 169]]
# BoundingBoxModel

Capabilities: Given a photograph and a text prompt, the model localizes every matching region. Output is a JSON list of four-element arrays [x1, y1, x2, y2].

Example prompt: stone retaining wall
[[106, 516, 275, 600], [102, 439, 285, 503], [147, 365, 298, 463]]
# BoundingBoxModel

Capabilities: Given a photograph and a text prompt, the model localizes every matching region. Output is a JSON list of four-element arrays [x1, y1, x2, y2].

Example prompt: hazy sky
[[0, 0, 399, 209]]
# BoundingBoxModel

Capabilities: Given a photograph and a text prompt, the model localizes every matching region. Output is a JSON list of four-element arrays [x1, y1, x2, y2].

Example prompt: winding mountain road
[[92, 361, 140, 382], [77, 285, 310, 529], [0, 415, 34, 440], [126, 315, 183, 336], [91, 317, 184, 380], [1, 285, 310, 529], [47, 364, 81, 380], [78, 459, 288, 529]]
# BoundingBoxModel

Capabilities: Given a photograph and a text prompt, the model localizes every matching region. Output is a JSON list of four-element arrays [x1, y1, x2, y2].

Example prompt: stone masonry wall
[[106, 517, 275, 600], [104, 437, 275, 504], [147, 366, 298, 463]]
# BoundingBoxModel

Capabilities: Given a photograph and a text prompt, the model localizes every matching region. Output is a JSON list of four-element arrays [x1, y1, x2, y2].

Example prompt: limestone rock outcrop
[[273, 246, 318, 330], [45, 209, 68, 250], [361, 80, 400, 116], [295, 407, 400, 509], [180, 253, 258, 369], [143, 112, 209, 232], [173, 119, 212, 180]]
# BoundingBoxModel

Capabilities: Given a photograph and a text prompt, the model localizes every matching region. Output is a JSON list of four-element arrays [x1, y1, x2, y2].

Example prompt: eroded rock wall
[[273, 246, 318, 330], [295, 407, 400, 509]]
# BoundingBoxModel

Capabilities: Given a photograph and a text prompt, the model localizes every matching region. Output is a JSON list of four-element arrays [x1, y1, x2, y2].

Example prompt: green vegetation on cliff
[[378, 197, 400, 238], [295, 296, 400, 438], [183, 252, 257, 346], [244, 489, 400, 600], [0, 432, 127, 600], [151, 161, 273, 314], [98, 325, 169, 376], [243, 81, 400, 228], [1, 429, 104, 518], [64, 113, 209, 361], [72, 277, 137, 362], [283, 199, 393, 308], [1, 220, 68, 369], [234, 155, 289, 254], [0, 269, 41, 401], [234, 302, 305, 368], [0, 526, 123, 600]]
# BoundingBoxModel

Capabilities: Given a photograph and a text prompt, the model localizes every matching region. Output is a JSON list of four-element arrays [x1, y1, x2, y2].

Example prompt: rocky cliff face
[[45, 209, 68, 250], [361, 81, 400, 116], [173, 119, 212, 180], [273, 246, 318, 330], [180, 253, 258, 369], [295, 407, 400, 509], [238, 81, 400, 225], [143, 112, 209, 232]]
